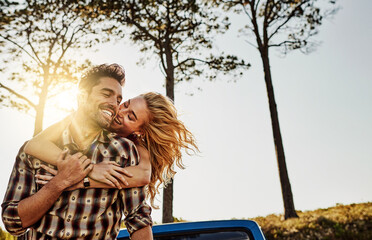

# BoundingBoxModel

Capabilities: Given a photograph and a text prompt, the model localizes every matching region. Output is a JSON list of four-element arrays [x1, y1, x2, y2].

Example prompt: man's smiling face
[[82, 77, 123, 129]]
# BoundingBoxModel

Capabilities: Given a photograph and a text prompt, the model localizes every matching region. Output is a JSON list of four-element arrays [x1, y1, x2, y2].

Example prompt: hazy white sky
[[0, 0, 371, 225]]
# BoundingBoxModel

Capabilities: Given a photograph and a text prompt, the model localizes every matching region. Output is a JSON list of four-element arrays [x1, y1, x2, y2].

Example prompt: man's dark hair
[[78, 63, 125, 94]]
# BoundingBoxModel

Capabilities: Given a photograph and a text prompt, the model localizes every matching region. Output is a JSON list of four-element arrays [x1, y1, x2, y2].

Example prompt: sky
[[0, 0, 371, 226]]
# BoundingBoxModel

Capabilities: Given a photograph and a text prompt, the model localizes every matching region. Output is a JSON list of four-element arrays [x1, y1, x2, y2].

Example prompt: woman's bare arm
[[65, 145, 152, 189], [37, 145, 151, 190], [29, 121, 152, 189], [24, 115, 72, 165]]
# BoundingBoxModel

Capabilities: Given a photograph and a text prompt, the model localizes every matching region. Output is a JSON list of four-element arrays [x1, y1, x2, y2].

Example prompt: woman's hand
[[88, 161, 133, 189]]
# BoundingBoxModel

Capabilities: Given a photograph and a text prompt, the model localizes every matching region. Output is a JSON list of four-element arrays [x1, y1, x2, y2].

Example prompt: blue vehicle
[[117, 219, 266, 240]]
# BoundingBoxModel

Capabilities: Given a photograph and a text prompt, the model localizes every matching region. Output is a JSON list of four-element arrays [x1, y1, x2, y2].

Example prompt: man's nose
[[108, 97, 119, 114]]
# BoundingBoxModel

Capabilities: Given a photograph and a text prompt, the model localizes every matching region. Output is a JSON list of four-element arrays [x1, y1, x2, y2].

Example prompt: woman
[[25, 92, 198, 207]]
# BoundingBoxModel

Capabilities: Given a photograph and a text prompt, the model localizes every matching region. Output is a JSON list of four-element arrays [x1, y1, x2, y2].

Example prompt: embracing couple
[[2, 64, 198, 239]]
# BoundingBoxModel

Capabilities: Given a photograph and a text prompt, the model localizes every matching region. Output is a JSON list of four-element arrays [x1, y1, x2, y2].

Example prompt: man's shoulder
[[107, 132, 136, 147], [14, 141, 35, 169], [105, 132, 138, 160]]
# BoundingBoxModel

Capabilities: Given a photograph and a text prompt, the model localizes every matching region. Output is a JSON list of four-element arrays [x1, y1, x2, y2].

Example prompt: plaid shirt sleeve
[[117, 138, 152, 235], [1, 143, 36, 236]]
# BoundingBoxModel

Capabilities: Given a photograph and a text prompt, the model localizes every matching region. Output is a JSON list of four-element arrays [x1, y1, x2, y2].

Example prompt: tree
[[218, 0, 338, 219], [0, 0, 108, 136], [96, 0, 250, 223]]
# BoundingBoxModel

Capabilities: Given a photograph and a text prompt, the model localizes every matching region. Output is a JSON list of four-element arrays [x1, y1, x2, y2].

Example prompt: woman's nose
[[118, 107, 127, 115]]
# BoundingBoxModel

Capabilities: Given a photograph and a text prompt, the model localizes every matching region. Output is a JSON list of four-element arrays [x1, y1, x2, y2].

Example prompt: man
[[2, 64, 153, 239]]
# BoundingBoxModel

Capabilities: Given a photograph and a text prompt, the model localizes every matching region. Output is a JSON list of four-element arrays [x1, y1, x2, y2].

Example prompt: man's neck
[[70, 111, 101, 151]]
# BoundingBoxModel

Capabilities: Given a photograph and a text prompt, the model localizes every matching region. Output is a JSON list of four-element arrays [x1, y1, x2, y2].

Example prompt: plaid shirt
[[2, 128, 152, 239]]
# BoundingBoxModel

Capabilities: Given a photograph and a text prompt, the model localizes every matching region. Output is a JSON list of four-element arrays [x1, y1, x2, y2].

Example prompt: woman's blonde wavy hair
[[139, 92, 198, 208]]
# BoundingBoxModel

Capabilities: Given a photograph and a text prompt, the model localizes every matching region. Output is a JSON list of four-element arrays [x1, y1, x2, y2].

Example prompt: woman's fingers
[[110, 169, 129, 186], [35, 174, 53, 181], [109, 164, 133, 178], [105, 174, 122, 189], [41, 165, 58, 175], [107, 162, 133, 177], [108, 161, 120, 167], [115, 167, 133, 178], [36, 179, 49, 185]]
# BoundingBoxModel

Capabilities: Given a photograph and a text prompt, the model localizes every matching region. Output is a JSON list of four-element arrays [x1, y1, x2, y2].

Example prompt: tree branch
[[242, 2, 253, 21], [0, 82, 36, 108], [268, 1, 309, 40], [0, 35, 43, 67], [25, 24, 44, 67], [268, 39, 300, 48]]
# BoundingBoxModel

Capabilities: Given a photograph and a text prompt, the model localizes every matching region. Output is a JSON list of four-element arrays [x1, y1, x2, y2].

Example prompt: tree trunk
[[260, 48, 298, 219], [33, 102, 45, 136], [162, 44, 175, 223], [33, 69, 50, 136], [33, 84, 49, 136]]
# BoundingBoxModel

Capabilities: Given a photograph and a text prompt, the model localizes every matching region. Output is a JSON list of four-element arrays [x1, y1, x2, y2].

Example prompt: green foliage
[[253, 202, 372, 240], [218, 0, 339, 55], [96, 0, 250, 83], [0, 226, 15, 240], [0, 0, 110, 134]]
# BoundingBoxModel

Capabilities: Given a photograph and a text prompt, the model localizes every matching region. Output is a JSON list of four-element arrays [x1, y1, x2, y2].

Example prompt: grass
[[252, 202, 372, 240]]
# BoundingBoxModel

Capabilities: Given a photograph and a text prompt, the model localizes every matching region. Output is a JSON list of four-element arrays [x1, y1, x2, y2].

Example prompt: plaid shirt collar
[[61, 121, 116, 153]]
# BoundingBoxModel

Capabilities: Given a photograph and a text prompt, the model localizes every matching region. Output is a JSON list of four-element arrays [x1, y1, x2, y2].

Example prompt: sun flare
[[44, 89, 78, 126]]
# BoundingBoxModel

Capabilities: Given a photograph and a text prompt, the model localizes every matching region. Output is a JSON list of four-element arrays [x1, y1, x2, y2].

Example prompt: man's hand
[[55, 150, 93, 190], [17, 150, 92, 228]]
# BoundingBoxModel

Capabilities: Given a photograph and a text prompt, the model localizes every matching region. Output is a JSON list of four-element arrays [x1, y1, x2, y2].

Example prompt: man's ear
[[77, 90, 89, 106]]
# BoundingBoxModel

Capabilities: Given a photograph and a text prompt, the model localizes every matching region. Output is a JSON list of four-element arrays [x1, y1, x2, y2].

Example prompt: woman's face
[[109, 96, 150, 137]]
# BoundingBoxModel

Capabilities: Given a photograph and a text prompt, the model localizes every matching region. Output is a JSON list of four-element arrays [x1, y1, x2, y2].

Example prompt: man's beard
[[90, 111, 111, 129], [85, 103, 114, 129]]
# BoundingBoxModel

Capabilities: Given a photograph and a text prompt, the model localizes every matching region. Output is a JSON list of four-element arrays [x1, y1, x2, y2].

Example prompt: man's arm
[[131, 225, 153, 240], [2, 147, 92, 234], [18, 151, 92, 227]]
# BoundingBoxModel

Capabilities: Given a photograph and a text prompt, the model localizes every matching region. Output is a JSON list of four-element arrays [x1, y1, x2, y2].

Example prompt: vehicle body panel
[[117, 220, 266, 240]]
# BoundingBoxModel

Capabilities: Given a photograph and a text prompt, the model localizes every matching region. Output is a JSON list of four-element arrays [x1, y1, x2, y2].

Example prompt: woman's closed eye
[[128, 114, 135, 121]]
